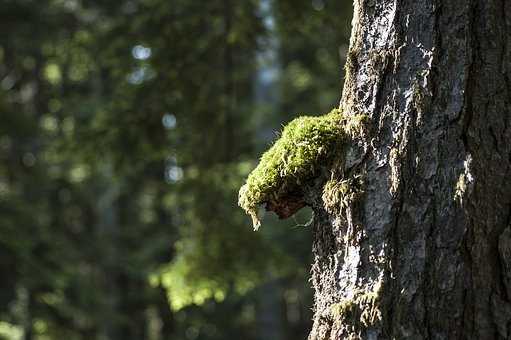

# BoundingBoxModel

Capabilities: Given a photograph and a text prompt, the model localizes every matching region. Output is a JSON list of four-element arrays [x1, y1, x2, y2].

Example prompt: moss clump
[[238, 108, 366, 230]]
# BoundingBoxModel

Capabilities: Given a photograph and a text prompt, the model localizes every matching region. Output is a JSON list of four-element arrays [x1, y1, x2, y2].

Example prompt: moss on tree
[[330, 286, 382, 329], [238, 108, 366, 230], [322, 175, 364, 214]]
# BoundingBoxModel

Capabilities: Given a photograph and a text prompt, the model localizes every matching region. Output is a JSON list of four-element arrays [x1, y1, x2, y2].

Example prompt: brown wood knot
[[265, 193, 306, 219]]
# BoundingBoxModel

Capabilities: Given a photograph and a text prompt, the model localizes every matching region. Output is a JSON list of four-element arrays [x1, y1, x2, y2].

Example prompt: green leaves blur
[[0, 0, 352, 339]]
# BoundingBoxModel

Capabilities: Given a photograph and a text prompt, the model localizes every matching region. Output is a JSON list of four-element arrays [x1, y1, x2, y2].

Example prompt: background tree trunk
[[308, 0, 511, 339]]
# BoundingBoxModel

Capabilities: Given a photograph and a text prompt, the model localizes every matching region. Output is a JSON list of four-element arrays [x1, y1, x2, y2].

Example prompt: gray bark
[[308, 0, 511, 339]]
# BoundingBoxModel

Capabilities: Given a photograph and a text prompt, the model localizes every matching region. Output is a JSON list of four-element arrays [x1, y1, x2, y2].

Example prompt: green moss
[[238, 108, 367, 230], [330, 285, 382, 329], [322, 175, 364, 214]]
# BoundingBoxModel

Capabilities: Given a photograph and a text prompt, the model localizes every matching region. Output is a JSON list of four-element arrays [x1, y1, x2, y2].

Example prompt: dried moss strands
[[238, 108, 367, 230], [322, 175, 364, 215], [330, 284, 382, 331]]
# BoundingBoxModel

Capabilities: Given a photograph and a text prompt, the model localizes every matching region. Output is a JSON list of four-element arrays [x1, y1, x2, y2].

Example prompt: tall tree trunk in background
[[96, 164, 121, 340], [309, 0, 511, 339], [257, 278, 284, 340]]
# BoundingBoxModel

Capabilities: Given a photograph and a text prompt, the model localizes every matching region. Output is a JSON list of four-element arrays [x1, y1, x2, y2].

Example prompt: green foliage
[[156, 164, 268, 311], [274, 0, 353, 116], [0, 321, 22, 340], [239, 109, 366, 229], [0, 0, 353, 339]]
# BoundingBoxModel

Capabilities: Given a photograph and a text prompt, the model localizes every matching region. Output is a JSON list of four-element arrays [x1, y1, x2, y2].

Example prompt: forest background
[[0, 0, 352, 339]]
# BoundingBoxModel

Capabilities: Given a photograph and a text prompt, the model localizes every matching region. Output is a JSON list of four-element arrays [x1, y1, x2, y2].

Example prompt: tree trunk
[[308, 0, 511, 339]]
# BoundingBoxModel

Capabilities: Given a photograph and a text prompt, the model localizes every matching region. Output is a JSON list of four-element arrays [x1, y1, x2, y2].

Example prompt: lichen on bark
[[330, 281, 383, 333], [322, 175, 365, 215]]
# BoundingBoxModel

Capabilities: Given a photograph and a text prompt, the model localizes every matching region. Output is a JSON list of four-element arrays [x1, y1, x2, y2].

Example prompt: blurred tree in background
[[0, 0, 351, 339]]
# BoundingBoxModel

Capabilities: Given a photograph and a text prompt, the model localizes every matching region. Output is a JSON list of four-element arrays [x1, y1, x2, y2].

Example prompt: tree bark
[[308, 0, 511, 339]]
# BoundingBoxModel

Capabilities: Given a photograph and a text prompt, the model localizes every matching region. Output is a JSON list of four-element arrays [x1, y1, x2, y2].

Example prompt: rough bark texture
[[308, 0, 511, 339]]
